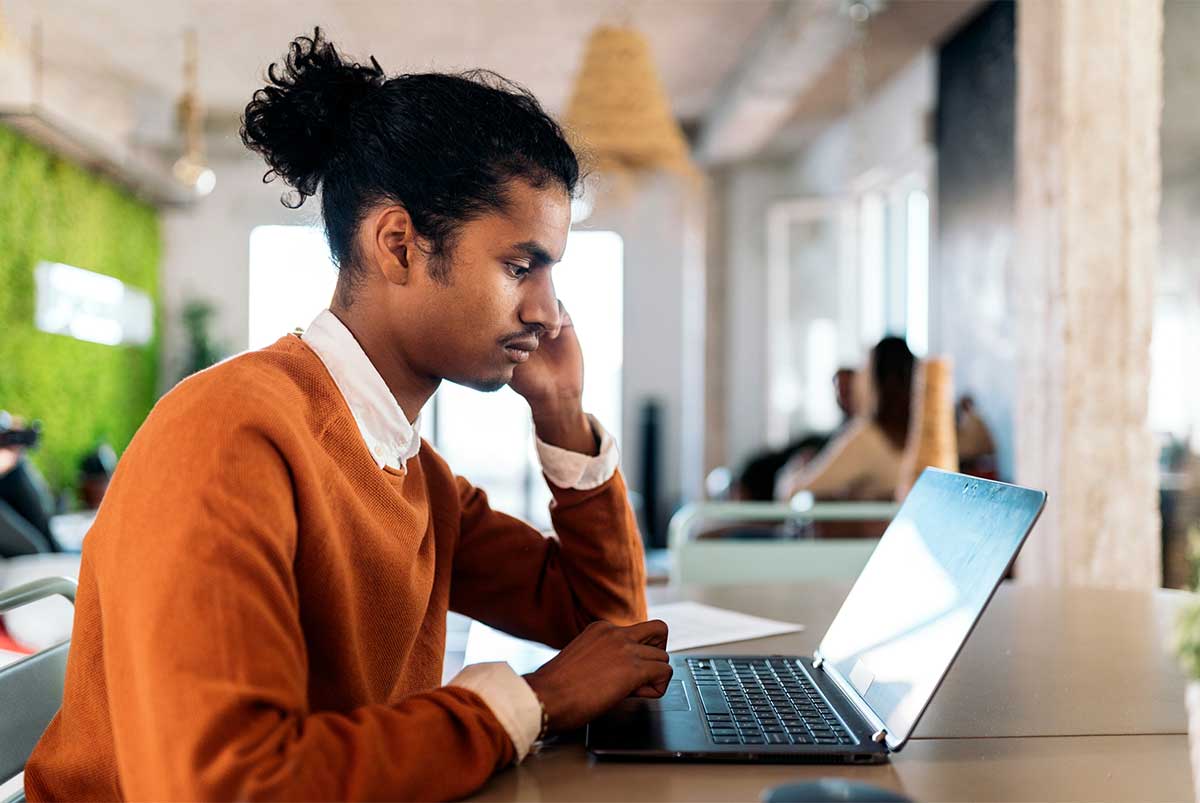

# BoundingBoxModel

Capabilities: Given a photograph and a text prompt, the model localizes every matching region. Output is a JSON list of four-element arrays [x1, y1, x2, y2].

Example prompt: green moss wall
[[0, 125, 161, 499]]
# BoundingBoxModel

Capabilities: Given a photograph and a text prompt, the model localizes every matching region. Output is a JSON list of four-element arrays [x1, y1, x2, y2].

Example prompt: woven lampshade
[[564, 25, 696, 178], [897, 357, 959, 500]]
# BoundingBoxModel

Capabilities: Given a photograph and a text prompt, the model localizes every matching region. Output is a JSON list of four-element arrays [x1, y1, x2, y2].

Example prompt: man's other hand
[[523, 619, 672, 732]]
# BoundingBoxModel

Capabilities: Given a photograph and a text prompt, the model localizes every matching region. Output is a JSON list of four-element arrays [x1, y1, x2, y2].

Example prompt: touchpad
[[615, 680, 692, 712]]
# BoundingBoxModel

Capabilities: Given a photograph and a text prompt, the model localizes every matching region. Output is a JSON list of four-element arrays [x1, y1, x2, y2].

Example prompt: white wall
[[582, 175, 705, 536]]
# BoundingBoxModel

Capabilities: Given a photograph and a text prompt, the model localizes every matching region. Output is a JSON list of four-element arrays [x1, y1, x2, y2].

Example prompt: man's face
[[401, 179, 571, 392]]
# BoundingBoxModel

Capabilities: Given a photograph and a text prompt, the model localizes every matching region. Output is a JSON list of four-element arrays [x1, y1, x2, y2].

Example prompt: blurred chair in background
[[896, 357, 959, 500], [0, 577, 77, 803]]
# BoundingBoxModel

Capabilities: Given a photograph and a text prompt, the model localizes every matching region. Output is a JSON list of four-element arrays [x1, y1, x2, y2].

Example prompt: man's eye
[[507, 263, 532, 278]]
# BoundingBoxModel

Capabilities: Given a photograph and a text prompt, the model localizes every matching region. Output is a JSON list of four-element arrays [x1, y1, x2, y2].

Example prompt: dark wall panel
[[934, 1, 1017, 479]]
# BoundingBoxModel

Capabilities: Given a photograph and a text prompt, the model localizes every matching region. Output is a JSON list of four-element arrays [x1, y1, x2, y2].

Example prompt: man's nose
[[519, 274, 561, 338]]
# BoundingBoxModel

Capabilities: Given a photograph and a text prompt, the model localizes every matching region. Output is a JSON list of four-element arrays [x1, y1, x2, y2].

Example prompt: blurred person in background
[[775, 336, 915, 502], [26, 29, 669, 803], [832, 367, 857, 430], [0, 412, 58, 557], [956, 395, 998, 479]]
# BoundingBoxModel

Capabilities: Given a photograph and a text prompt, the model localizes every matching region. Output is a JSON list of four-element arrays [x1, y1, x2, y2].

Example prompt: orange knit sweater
[[24, 335, 647, 801]]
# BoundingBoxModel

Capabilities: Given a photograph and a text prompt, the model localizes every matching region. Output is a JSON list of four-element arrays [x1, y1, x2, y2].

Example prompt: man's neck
[[328, 305, 437, 425]]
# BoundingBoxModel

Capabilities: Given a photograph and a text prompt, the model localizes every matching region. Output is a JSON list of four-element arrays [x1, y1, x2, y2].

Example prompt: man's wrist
[[530, 398, 597, 456]]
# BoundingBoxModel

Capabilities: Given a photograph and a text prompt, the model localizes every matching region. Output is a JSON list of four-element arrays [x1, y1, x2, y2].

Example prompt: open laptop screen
[[815, 468, 1046, 751]]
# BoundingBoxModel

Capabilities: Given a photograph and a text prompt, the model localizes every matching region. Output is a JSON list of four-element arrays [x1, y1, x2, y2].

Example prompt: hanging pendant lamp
[[564, 24, 695, 178]]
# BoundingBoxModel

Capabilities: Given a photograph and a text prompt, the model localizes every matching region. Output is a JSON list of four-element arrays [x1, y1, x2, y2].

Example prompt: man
[[26, 30, 670, 801]]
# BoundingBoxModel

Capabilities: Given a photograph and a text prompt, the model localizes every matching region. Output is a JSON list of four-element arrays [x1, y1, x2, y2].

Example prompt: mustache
[[499, 326, 546, 347]]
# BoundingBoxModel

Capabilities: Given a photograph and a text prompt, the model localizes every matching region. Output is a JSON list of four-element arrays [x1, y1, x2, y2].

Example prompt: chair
[[0, 577, 77, 803], [667, 497, 897, 585]]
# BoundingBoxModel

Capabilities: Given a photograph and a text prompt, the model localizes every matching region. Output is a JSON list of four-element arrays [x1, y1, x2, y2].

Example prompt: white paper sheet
[[647, 601, 804, 651], [461, 601, 804, 675]]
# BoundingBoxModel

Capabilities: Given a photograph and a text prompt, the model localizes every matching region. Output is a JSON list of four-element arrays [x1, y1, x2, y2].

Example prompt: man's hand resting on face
[[523, 619, 672, 732]]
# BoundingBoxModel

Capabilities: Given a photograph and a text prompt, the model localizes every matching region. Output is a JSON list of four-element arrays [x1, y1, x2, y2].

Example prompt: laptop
[[586, 468, 1046, 763]]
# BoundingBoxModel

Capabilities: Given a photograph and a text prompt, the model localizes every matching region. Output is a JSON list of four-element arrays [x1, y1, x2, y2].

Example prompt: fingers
[[631, 683, 670, 698], [623, 619, 669, 647], [632, 660, 674, 696], [632, 643, 669, 664]]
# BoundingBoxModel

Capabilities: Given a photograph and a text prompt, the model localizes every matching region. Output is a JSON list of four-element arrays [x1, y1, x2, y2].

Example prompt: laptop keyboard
[[687, 657, 856, 746]]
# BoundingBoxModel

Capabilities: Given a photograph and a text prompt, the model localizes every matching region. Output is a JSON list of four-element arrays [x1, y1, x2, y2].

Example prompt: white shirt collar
[[301, 309, 422, 470]]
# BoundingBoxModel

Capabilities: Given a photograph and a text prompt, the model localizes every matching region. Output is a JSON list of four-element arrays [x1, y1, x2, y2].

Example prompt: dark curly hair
[[240, 28, 580, 294]]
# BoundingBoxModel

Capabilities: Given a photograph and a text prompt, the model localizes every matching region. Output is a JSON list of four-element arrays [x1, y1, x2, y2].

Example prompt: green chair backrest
[[674, 538, 879, 586]]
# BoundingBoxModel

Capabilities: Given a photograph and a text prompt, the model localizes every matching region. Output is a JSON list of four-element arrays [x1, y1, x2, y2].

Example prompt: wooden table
[[466, 582, 1195, 802]]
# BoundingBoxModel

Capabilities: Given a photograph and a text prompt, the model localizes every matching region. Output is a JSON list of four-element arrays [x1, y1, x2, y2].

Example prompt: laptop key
[[713, 736, 741, 745], [766, 733, 788, 744]]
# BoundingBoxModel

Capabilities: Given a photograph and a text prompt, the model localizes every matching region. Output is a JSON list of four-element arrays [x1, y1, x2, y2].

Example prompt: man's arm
[[449, 452, 647, 648]]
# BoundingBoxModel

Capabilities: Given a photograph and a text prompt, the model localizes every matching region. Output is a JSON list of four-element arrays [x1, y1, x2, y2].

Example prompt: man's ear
[[369, 205, 416, 286]]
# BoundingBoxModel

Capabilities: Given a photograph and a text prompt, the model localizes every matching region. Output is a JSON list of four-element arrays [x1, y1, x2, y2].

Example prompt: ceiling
[[2, 0, 777, 121]]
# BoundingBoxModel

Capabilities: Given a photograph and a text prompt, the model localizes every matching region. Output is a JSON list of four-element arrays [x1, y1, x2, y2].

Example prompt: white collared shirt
[[300, 308, 619, 761]]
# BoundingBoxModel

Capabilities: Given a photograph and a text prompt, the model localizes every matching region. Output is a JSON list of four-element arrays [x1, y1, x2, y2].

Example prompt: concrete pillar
[[1014, 0, 1162, 588]]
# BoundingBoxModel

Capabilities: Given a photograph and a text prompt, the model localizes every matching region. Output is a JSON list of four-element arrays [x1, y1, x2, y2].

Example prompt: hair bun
[[240, 27, 383, 207]]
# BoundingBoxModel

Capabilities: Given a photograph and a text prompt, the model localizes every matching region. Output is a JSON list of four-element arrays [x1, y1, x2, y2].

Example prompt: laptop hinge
[[810, 649, 890, 751]]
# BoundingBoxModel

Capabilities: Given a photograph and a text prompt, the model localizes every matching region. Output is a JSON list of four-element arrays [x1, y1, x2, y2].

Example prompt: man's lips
[[503, 337, 539, 363]]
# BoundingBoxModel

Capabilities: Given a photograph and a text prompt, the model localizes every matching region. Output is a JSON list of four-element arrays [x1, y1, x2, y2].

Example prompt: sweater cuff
[[448, 662, 542, 763], [536, 414, 619, 491]]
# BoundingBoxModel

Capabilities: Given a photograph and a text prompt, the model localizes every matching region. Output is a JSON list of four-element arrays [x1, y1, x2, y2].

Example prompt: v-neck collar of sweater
[[300, 309, 422, 471]]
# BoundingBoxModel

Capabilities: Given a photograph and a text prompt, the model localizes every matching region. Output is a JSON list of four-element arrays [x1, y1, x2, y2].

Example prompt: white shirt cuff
[[448, 662, 543, 763], [536, 414, 619, 491]]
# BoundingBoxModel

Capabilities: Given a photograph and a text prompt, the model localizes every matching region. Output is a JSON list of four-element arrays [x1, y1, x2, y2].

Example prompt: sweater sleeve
[[449, 468, 647, 649], [94, 417, 514, 801]]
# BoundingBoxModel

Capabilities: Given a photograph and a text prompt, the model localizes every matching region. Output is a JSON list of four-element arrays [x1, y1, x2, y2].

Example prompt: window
[[856, 178, 930, 356], [247, 225, 625, 530], [248, 225, 338, 350]]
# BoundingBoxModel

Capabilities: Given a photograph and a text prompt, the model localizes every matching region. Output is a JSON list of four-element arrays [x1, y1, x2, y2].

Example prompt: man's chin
[[452, 369, 513, 394]]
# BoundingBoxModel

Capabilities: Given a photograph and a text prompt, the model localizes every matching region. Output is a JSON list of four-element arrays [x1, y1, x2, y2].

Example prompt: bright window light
[[34, 261, 153, 346], [248, 225, 338, 350]]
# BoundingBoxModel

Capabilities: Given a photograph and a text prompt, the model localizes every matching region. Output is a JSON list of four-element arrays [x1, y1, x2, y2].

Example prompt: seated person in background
[[775, 336, 915, 502], [732, 435, 830, 503], [832, 366, 858, 433], [0, 413, 59, 557], [957, 395, 999, 479], [77, 443, 118, 510], [26, 31, 669, 803]]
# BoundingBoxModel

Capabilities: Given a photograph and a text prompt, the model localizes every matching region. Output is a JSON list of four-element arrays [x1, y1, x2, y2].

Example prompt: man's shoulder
[[148, 336, 335, 441]]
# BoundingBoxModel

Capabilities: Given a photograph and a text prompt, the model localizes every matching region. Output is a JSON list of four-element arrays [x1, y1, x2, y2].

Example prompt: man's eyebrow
[[512, 241, 561, 266]]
